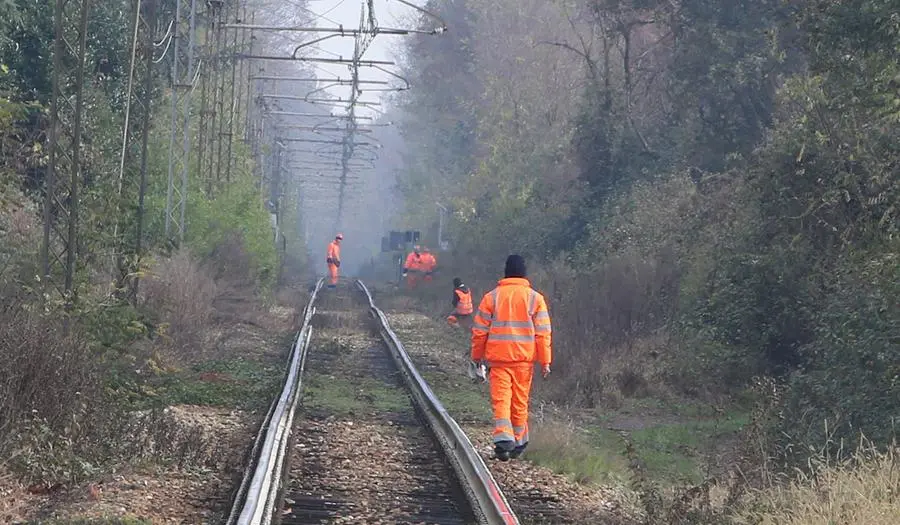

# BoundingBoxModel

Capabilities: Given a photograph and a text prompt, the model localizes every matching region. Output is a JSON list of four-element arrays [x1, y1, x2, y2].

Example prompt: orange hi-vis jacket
[[422, 252, 437, 272], [403, 251, 424, 272], [454, 288, 474, 315], [471, 278, 552, 367], [326, 241, 341, 265]]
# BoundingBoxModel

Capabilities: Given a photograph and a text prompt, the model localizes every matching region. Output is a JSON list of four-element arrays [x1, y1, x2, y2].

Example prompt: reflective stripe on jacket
[[471, 277, 552, 366], [454, 288, 473, 315], [327, 241, 340, 265]]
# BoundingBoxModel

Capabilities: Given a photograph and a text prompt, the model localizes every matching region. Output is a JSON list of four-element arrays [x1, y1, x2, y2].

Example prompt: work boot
[[494, 441, 514, 462], [509, 443, 528, 459]]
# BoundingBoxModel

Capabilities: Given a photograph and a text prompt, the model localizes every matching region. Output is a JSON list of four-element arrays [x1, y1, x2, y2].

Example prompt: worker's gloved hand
[[335, 261, 341, 267], [541, 364, 551, 379], [468, 361, 487, 383], [326, 257, 333, 264]]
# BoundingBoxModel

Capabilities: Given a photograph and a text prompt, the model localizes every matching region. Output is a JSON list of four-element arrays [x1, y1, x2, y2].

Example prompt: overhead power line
[[244, 0, 447, 234]]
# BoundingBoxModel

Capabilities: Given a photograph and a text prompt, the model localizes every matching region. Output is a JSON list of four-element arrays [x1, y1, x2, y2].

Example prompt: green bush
[[780, 252, 899, 454], [186, 172, 277, 289]]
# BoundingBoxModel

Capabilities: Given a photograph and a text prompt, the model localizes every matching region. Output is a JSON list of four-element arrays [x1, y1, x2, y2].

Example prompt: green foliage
[[186, 172, 278, 288], [781, 252, 899, 453], [78, 300, 148, 352], [527, 424, 628, 486], [0, 0, 20, 32], [136, 358, 285, 410], [397, 0, 900, 466], [0, 0, 53, 99], [395, 0, 478, 228], [303, 370, 411, 417]]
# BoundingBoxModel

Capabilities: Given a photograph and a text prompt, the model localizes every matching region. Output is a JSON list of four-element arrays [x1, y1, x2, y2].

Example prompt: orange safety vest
[[471, 278, 552, 366], [404, 252, 423, 272], [455, 288, 473, 315], [327, 241, 340, 265], [423, 252, 437, 272]]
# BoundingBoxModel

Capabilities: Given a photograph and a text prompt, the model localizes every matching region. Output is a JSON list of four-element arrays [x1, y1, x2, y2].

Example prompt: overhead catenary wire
[[153, 30, 174, 63], [245, 0, 445, 239]]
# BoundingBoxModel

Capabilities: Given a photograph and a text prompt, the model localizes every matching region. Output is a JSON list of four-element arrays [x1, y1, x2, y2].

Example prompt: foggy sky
[[286, 0, 414, 276]]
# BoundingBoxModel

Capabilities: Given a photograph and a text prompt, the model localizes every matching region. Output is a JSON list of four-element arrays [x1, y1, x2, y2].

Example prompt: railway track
[[226, 279, 520, 525]]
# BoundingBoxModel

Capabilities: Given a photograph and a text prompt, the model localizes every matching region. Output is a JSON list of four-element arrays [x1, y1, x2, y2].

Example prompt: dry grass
[[0, 299, 223, 485], [737, 445, 900, 525], [0, 184, 41, 293], [140, 249, 217, 349], [0, 302, 97, 454]]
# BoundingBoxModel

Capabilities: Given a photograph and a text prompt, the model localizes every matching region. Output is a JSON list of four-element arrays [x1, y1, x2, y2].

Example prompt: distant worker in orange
[[421, 247, 437, 284], [471, 255, 551, 461], [447, 277, 474, 329], [402, 245, 425, 289], [326, 233, 343, 288]]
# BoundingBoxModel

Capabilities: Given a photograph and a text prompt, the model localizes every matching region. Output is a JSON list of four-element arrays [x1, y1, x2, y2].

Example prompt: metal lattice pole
[[214, 0, 230, 185], [272, 138, 283, 244], [131, 0, 158, 298], [233, 8, 247, 154], [115, 0, 159, 298], [195, 1, 212, 195], [243, 12, 256, 145], [42, 0, 91, 300], [223, 7, 240, 184], [199, 0, 224, 195], [165, 0, 197, 242]]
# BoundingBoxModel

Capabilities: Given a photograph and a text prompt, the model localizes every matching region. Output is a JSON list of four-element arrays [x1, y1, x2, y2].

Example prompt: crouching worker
[[471, 255, 552, 461], [447, 278, 474, 329]]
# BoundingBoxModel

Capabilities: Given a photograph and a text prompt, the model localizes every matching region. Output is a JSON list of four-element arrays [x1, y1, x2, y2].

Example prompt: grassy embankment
[[370, 288, 899, 524]]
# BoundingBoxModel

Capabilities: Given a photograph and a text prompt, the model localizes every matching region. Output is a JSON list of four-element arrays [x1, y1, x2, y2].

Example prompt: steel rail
[[230, 278, 520, 524], [355, 279, 521, 525], [227, 278, 324, 525]]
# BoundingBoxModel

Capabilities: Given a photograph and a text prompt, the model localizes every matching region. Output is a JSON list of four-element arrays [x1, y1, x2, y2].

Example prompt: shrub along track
[[3, 301, 300, 524], [280, 284, 477, 524]]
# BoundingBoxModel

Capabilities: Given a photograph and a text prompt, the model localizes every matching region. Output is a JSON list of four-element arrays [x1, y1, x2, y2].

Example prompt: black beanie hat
[[504, 254, 527, 278], [453, 277, 462, 287]]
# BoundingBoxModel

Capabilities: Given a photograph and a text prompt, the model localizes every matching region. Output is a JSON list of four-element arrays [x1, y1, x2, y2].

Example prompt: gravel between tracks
[[380, 307, 633, 525], [283, 291, 475, 524]]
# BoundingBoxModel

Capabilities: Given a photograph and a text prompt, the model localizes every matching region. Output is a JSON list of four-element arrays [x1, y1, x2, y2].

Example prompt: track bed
[[280, 286, 477, 524]]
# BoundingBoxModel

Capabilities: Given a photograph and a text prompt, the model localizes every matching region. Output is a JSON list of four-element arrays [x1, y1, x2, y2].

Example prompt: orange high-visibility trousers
[[489, 365, 533, 448], [328, 263, 339, 286]]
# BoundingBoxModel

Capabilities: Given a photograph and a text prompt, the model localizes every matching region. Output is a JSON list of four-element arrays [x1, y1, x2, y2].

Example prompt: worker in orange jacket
[[402, 245, 425, 289], [421, 247, 437, 284], [447, 277, 474, 329], [326, 234, 343, 288], [471, 255, 551, 461]]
